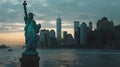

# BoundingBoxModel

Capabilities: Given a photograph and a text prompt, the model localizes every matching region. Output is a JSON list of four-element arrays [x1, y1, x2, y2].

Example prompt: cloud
[[0, 22, 24, 33], [38, 20, 56, 28], [0, 0, 120, 33], [0, 0, 23, 23]]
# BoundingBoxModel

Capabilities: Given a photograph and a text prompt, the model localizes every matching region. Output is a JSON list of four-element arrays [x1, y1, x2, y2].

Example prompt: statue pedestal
[[19, 51, 40, 67]]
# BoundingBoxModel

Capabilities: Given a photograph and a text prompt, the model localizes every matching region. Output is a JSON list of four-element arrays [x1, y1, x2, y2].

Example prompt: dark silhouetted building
[[39, 29, 49, 48], [65, 34, 74, 46], [80, 22, 88, 45], [89, 21, 92, 31], [74, 21, 80, 45], [63, 31, 67, 39], [96, 17, 114, 48], [49, 30, 57, 47]]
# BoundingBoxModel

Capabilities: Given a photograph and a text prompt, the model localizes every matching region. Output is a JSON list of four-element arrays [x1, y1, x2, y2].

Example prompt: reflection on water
[[0, 48, 120, 67], [38, 49, 120, 67]]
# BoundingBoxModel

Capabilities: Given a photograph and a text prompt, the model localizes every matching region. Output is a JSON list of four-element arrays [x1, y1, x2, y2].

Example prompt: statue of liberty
[[22, 0, 41, 56]]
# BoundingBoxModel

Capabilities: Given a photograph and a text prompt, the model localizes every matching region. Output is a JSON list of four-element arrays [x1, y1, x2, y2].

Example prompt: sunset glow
[[0, 32, 25, 45]]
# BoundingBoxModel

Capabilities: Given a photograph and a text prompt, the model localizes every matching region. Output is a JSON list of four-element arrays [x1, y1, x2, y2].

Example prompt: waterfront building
[[80, 22, 88, 45], [89, 21, 92, 31], [74, 21, 80, 44], [56, 17, 62, 43], [65, 34, 74, 45], [63, 31, 67, 39]]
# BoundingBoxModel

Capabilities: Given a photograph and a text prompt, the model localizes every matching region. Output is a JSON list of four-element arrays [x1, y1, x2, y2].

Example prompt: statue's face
[[28, 13, 33, 20]]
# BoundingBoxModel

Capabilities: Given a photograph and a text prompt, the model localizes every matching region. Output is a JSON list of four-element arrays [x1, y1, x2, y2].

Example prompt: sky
[[0, 0, 120, 45]]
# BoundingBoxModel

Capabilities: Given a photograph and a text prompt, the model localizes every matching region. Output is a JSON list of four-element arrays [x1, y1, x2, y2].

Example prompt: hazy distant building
[[74, 21, 80, 31], [39, 29, 46, 47], [80, 22, 88, 45], [97, 17, 114, 31], [114, 25, 120, 39], [36, 35, 40, 47], [56, 17, 62, 43], [39, 29, 50, 47], [63, 31, 67, 39], [74, 21, 80, 44], [74, 21, 80, 37], [49, 30, 55, 39], [89, 21, 92, 31], [45, 30, 50, 46], [65, 34, 74, 45], [49, 30, 56, 47]]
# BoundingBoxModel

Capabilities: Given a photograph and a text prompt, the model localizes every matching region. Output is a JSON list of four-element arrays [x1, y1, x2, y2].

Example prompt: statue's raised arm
[[22, 0, 41, 56], [23, 0, 28, 17]]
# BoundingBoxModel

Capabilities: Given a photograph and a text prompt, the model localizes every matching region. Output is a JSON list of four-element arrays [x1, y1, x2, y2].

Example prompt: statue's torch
[[23, 0, 27, 16]]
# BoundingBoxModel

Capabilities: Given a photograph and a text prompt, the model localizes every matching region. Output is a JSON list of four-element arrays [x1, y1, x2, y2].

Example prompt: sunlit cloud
[[0, 22, 24, 33]]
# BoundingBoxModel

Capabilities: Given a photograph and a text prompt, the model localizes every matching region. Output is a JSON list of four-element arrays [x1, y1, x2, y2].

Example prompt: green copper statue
[[23, 0, 41, 56]]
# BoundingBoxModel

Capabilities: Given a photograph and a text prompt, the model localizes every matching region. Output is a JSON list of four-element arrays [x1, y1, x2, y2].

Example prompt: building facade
[[80, 22, 88, 45], [56, 17, 62, 43]]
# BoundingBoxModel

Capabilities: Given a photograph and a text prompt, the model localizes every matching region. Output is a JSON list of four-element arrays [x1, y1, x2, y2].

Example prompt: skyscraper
[[65, 34, 74, 45], [39, 30, 45, 44], [74, 21, 80, 36], [80, 22, 88, 45], [97, 17, 114, 31], [96, 17, 114, 48], [89, 21, 92, 31], [49, 30, 55, 39], [39, 29, 50, 47], [63, 31, 67, 39], [74, 21, 80, 44], [56, 17, 62, 43], [49, 30, 56, 47], [39, 29, 46, 47]]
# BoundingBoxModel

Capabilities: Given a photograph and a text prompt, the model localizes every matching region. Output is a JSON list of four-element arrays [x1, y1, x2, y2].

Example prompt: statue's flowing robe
[[24, 16, 38, 51]]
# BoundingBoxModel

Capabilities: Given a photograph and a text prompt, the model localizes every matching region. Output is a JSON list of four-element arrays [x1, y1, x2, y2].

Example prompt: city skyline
[[37, 17, 120, 49], [0, 17, 119, 46], [0, 0, 120, 45]]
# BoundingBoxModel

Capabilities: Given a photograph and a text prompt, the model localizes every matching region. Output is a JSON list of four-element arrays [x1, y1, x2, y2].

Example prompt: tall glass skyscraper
[[74, 21, 80, 44], [80, 22, 88, 45], [56, 17, 62, 43]]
